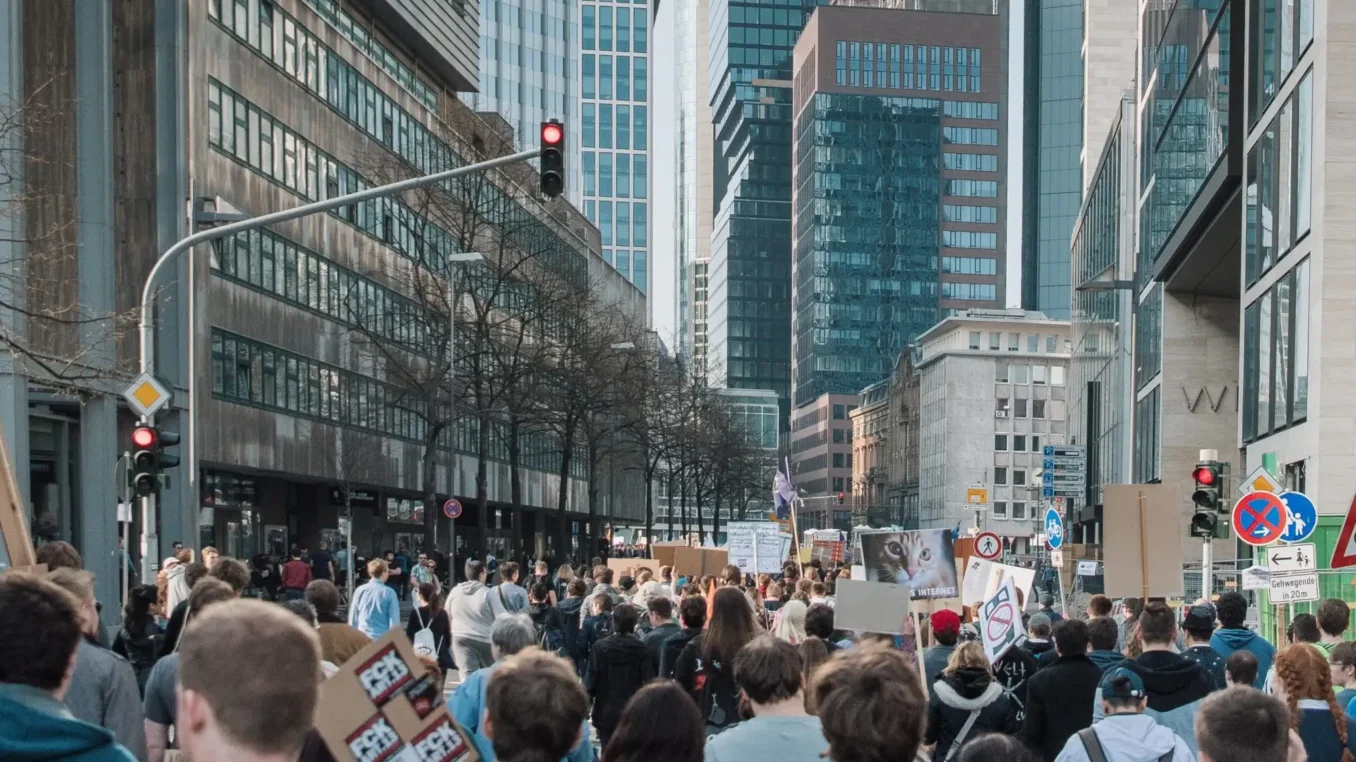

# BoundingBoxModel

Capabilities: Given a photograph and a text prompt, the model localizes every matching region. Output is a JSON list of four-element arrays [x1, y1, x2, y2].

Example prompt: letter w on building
[[1182, 385, 1229, 413]]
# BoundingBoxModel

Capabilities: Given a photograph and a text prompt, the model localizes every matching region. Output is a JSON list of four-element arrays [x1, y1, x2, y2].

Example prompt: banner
[[859, 529, 959, 600], [725, 521, 783, 575], [774, 457, 796, 520], [979, 577, 1027, 664]]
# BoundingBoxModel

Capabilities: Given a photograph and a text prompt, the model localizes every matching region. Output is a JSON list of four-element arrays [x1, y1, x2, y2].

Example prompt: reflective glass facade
[[791, 93, 942, 407]]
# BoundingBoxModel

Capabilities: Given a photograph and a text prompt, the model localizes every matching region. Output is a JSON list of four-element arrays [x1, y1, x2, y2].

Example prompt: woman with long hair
[[675, 586, 758, 736], [1274, 644, 1356, 762], [601, 681, 704, 762], [799, 638, 830, 712], [112, 584, 164, 694], [554, 563, 575, 603], [773, 599, 808, 644], [406, 580, 453, 673], [925, 642, 1019, 760]]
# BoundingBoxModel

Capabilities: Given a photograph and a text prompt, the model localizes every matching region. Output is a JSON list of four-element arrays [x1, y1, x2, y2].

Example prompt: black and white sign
[[1266, 543, 1316, 574]]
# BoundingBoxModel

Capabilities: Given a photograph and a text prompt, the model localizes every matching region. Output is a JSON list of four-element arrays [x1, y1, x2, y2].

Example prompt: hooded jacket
[[1088, 649, 1125, 673], [1091, 651, 1214, 754], [0, 683, 137, 762], [64, 641, 146, 761], [1024, 655, 1105, 762], [585, 633, 655, 733], [1053, 713, 1193, 762], [450, 662, 595, 762], [925, 668, 1020, 759], [447, 581, 495, 643], [1210, 627, 1275, 690], [161, 563, 190, 617], [660, 626, 701, 679]]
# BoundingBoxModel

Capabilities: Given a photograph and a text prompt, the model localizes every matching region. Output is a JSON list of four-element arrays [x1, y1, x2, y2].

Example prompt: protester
[[448, 560, 497, 681], [1194, 686, 1296, 762], [177, 600, 320, 762], [677, 587, 758, 735], [305, 579, 370, 667], [410, 552, 436, 589], [586, 604, 654, 747], [579, 593, 616, 673], [583, 566, 623, 613], [393, 546, 412, 600], [1265, 614, 1327, 694], [1319, 599, 1351, 659], [600, 681, 701, 762], [924, 610, 962, 687], [112, 584, 164, 694], [528, 582, 569, 658], [1038, 593, 1064, 624], [1333, 642, 1356, 711], [642, 596, 679, 673], [704, 637, 828, 762], [144, 579, 236, 762], [1274, 644, 1356, 762], [280, 546, 313, 601], [1025, 613, 1055, 661], [348, 558, 402, 641], [1055, 667, 1194, 762], [159, 549, 194, 618], [310, 541, 335, 582], [0, 573, 137, 762], [489, 561, 530, 616], [1024, 619, 1103, 762], [559, 578, 588, 664], [156, 561, 207, 657], [926, 641, 1020, 758], [813, 642, 930, 762], [1087, 616, 1125, 672], [1212, 591, 1275, 689], [555, 563, 576, 603], [452, 614, 593, 762], [407, 581, 454, 672], [958, 734, 1039, 762], [1228, 650, 1262, 689], [993, 634, 1040, 727], [1181, 604, 1227, 690], [483, 649, 592, 762], [248, 552, 280, 601], [279, 600, 340, 677], [660, 594, 706, 679], [46, 569, 146, 760], [1092, 601, 1214, 753], [804, 603, 840, 654], [773, 599, 809, 644], [1087, 594, 1112, 619]]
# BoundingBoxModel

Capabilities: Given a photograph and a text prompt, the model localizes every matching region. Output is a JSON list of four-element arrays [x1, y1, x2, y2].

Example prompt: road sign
[[1267, 542, 1316, 574], [974, 532, 1002, 560], [1076, 560, 1098, 576], [966, 487, 989, 505], [1042, 485, 1082, 498], [1043, 458, 1084, 470], [1050, 549, 1064, 566], [1043, 445, 1085, 459], [1231, 491, 1288, 546], [1045, 507, 1065, 550], [1277, 491, 1318, 543], [1241, 565, 1271, 590], [1270, 571, 1320, 603], [1331, 494, 1356, 570], [122, 373, 172, 418], [442, 499, 462, 520], [1043, 472, 1086, 484], [1237, 466, 1281, 496]]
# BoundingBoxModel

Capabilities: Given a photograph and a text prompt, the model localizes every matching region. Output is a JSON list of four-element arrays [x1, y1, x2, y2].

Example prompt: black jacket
[[676, 634, 741, 732], [586, 633, 654, 732], [556, 598, 585, 671], [992, 646, 1039, 726], [643, 622, 680, 674], [1181, 644, 1228, 690], [926, 668, 1020, 758], [660, 627, 701, 679], [1023, 654, 1104, 762], [1119, 650, 1215, 715], [528, 602, 568, 655], [405, 606, 454, 672], [1023, 639, 1055, 661]]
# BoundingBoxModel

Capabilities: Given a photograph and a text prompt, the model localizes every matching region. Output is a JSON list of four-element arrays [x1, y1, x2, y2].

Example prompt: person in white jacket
[[1055, 667, 1195, 762]]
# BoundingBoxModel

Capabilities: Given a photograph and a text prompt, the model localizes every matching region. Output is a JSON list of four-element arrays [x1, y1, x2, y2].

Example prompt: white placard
[[1266, 543, 1316, 574], [983, 563, 1037, 607], [979, 577, 1026, 663], [1076, 560, 1098, 577], [962, 557, 992, 605], [1241, 565, 1271, 590], [725, 521, 783, 575], [1270, 571, 1319, 603]]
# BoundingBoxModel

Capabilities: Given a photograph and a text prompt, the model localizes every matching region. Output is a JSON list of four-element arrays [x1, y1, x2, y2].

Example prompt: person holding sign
[[924, 642, 1020, 760]]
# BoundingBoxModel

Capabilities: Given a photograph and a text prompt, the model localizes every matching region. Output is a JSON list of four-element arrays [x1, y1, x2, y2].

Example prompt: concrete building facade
[[789, 392, 857, 530]]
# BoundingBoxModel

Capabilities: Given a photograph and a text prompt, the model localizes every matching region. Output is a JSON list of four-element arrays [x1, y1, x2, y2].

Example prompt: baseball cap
[[1181, 604, 1216, 632], [930, 609, 961, 636], [1100, 667, 1146, 700]]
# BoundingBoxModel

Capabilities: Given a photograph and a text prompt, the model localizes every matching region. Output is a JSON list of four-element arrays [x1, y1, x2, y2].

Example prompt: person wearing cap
[[923, 610, 962, 688], [1025, 620, 1105, 761], [1181, 604, 1227, 690], [1054, 667, 1195, 762]]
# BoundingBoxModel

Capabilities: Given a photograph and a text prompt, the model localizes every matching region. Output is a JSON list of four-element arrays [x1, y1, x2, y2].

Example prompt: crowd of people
[[3, 541, 1354, 762]]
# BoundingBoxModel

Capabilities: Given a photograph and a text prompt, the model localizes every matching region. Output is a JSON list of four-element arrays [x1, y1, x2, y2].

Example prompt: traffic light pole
[[134, 148, 540, 580]]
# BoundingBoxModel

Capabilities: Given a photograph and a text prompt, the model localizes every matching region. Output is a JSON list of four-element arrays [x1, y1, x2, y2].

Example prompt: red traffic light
[[542, 122, 563, 145], [132, 427, 156, 448], [1193, 467, 1217, 485]]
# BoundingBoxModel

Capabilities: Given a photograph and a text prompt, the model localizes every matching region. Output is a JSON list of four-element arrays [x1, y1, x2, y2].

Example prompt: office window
[[943, 45, 953, 91], [902, 44, 913, 89], [836, 41, 847, 85], [945, 179, 999, 197], [599, 6, 612, 50], [863, 43, 873, 88], [1012, 434, 1026, 451], [968, 331, 981, 349], [583, 104, 596, 148], [600, 201, 612, 245], [889, 43, 900, 88], [634, 203, 647, 246], [994, 434, 1007, 451], [994, 467, 1007, 485], [1033, 399, 1046, 419], [1027, 335, 1039, 352], [1014, 399, 1028, 418], [583, 151, 596, 195], [996, 397, 1010, 414], [634, 155, 647, 198], [634, 57, 647, 101], [616, 202, 630, 245], [617, 154, 630, 198], [1008, 333, 1020, 351], [943, 205, 998, 223], [1051, 367, 1066, 385], [1012, 501, 1027, 520], [833, 404, 845, 420], [1246, 69, 1313, 286], [942, 152, 998, 171], [634, 9, 647, 52], [832, 453, 845, 468], [600, 55, 613, 99], [583, 5, 595, 49], [943, 127, 999, 145], [617, 56, 630, 99], [989, 332, 1001, 350], [1012, 469, 1026, 486], [957, 47, 967, 92], [833, 428, 845, 444], [970, 47, 981, 91], [1046, 335, 1057, 352], [634, 252, 647, 293], [583, 55, 595, 98], [599, 105, 612, 148], [1033, 366, 1047, 385], [599, 152, 613, 195], [617, 7, 630, 51], [1011, 365, 1029, 384], [634, 106, 647, 149], [993, 501, 1008, 519], [942, 230, 998, 249], [1244, 258, 1310, 442], [1030, 435, 1040, 453], [930, 46, 940, 89]]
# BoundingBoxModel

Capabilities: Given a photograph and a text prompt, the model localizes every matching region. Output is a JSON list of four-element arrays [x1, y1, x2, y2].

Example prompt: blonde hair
[[944, 641, 990, 674], [367, 558, 389, 578], [556, 563, 575, 582]]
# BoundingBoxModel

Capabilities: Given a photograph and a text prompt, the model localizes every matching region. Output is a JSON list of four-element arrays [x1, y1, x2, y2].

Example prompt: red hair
[[1275, 644, 1352, 762]]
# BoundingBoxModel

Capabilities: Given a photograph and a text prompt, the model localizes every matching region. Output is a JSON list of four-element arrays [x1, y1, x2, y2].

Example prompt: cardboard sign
[[810, 540, 845, 566], [315, 631, 478, 762], [672, 547, 728, 579], [607, 558, 662, 579], [1101, 484, 1185, 597], [725, 521, 783, 575], [979, 578, 1026, 664], [982, 563, 1036, 609], [834, 579, 912, 635], [651, 541, 688, 569], [961, 557, 992, 605]]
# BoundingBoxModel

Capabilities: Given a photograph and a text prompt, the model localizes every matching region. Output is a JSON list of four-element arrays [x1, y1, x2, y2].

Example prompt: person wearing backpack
[[526, 582, 567, 657], [111, 584, 163, 695], [585, 604, 654, 748], [1054, 667, 1194, 762], [578, 594, 616, 674], [406, 581, 453, 673]]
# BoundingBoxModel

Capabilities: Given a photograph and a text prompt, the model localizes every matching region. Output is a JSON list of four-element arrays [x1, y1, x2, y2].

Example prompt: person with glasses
[[411, 554, 436, 588]]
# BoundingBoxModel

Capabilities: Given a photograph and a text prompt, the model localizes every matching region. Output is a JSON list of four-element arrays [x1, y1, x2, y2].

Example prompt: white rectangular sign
[[1269, 571, 1319, 603], [725, 522, 783, 575], [1267, 543, 1317, 574], [1076, 560, 1098, 577], [979, 577, 1026, 664], [1241, 565, 1271, 590], [961, 557, 992, 605], [1050, 549, 1064, 567]]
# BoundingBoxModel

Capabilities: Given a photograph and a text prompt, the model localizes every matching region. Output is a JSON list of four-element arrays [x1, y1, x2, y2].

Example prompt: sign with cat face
[[979, 578, 1026, 664], [859, 529, 959, 600]]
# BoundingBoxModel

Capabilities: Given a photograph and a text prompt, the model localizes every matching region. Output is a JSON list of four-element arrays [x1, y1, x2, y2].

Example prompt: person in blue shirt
[[1210, 591, 1275, 690], [451, 613, 594, 762], [348, 558, 402, 640]]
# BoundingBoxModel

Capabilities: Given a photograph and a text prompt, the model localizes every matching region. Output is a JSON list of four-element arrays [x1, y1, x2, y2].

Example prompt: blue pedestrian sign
[[1278, 491, 1318, 543], [1045, 507, 1065, 550]]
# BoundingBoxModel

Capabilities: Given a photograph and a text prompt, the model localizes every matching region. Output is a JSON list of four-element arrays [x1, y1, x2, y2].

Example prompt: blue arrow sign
[[1045, 507, 1065, 550], [1278, 491, 1317, 543]]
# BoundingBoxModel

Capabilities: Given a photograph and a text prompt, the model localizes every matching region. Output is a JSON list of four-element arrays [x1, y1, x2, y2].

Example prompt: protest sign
[[725, 521, 784, 574], [858, 529, 959, 599], [316, 630, 478, 762], [961, 557, 992, 606], [834, 579, 912, 635], [607, 558, 662, 579], [811, 540, 845, 566], [1102, 484, 1184, 598], [673, 547, 728, 579], [979, 577, 1026, 664], [651, 541, 687, 569], [982, 562, 1036, 608]]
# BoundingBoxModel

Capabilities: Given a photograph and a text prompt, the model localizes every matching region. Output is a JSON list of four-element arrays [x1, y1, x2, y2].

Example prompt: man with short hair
[[1086, 616, 1124, 672], [279, 546, 312, 601], [642, 596, 679, 673], [804, 603, 839, 651], [813, 643, 929, 762], [581, 566, 620, 614], [1024, 619, 1103, 761], [1332, 641, 1356, 710], [1024, 613, 1055, 661], [1055, 668, 1194, 762], [177, 600, 321, 762], [1317, 597, 1350, 660], [1226, 651, 1260, 688], [660, 595, 707, 678], [706, 636, 828, 762], [448, 560, 497, 681], [1086, 594, 1112, 619], [489, 561, 530, 616], [347, 558, 401, 640], [923, 610, 961, 687], [484, 650, 591, 762], [1091, 602, 1214, 753], [1210, 591, 1274, 689], [452, 614, 593, 762], [310, 541, 335, 582], [306, 579, 370, 667], [586, 605, 652, 747], [1194, 686, 1294, 762], [0, 574, 136, 761], [1038, 593, 1064, 623], [1181, 604, 1227, 690]]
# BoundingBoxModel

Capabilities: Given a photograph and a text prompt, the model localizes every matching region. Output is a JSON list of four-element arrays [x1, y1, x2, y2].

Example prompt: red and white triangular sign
[[1330, 495, 1356, 570]]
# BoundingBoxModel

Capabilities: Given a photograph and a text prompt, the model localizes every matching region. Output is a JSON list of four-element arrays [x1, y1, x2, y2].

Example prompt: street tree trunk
[[555, 419, 577, 566], [421, 422, 445, 552]]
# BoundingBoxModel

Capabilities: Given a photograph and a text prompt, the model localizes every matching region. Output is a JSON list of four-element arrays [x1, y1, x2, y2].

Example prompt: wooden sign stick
[[0, 430, 35, 567]]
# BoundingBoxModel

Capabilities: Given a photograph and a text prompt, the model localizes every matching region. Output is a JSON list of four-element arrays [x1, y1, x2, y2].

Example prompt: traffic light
[[540, 120, 565, 198], [836, 492, 845, 505], [1190, 460, 1225, 538], [129, 426, 181, 497]]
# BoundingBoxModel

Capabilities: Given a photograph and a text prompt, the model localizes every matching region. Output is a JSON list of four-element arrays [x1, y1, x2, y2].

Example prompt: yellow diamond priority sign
[[123, 373, 171, 418]]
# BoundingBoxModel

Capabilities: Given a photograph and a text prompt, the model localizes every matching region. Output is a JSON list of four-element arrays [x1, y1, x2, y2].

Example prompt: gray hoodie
[[447, 581, 495, 643], [66, 641, 147, 761], [1054, 713, 1194, 762]]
